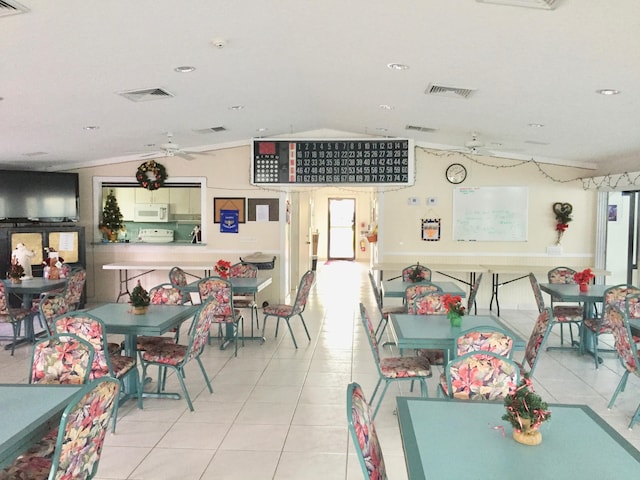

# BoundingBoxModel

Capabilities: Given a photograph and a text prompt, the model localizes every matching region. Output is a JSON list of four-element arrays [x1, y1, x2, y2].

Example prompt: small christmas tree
[[100, 190, 124, 237]]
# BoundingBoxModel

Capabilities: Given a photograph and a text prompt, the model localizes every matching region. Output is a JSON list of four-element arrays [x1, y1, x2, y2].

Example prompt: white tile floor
[[2, 261, 640, 479]]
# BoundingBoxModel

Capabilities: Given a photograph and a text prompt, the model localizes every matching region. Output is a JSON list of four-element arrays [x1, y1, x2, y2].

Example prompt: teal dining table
[[396, 397, 640, 480], [87, 302, 198, 399], [388, 313, 525, 363], [0, 384, 82, 469]]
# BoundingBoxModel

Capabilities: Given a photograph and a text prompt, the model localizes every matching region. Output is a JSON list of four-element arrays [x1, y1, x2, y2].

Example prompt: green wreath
[[136, 160, 167, 191]]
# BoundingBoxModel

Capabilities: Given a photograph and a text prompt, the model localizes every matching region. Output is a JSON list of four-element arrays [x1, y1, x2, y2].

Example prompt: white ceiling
[[2, 0, 640, 175]]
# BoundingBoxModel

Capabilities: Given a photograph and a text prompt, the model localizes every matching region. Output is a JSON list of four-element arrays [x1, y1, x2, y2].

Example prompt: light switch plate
[[426, 197, 438, 206], [408, 197, 419, 205], [547, 245, 563, 256]]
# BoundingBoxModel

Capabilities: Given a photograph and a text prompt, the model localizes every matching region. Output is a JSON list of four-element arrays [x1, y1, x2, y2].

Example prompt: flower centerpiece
[[502, 376, 551, 446], [8, 261, 25, 284], [552, 202, 573, 245], [214, 259, 232, 279], [573, 268, 595, 292], [129, 280, 150, 314], [442, 293, 465, 327]]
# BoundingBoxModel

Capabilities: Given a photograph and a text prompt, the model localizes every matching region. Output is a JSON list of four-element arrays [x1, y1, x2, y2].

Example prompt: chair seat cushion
[[417, 349, 444, 365], [142, 343, 187, 366], [107, 342, 122, 357], [553, 306, 583, 322], [137, 335, 175, 351], [110, 355, 136, 378], [583, 318, 610, 334], [0, 454, 52, 479], [379, 356, 431, 378], [0, 307, 31, 323], [263, 304, 293, 317]]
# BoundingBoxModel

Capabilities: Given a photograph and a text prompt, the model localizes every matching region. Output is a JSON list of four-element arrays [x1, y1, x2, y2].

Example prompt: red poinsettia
[[573, 268, 595, 284], [214, 259, 232, 279], [442, 293, 465, 316]]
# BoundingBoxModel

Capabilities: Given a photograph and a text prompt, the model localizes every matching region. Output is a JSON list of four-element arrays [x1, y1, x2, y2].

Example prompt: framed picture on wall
[[214, 197, 245, 223]]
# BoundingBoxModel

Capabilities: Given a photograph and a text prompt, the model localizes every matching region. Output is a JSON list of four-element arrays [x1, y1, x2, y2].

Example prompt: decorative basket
[[366, 234, 378, 243]]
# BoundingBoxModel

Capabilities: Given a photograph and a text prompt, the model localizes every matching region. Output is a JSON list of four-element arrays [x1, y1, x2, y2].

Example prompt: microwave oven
[[134, 203, 169, 222]]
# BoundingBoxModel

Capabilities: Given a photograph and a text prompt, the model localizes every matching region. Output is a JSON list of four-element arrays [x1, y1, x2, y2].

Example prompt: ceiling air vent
[[117, 87, 174, 102], [0, 0, 28, 17], [476, 0, 558, 9], [193, 126, 227, 134], [425, 84, 475, 99], [405, 125, 438, 133]]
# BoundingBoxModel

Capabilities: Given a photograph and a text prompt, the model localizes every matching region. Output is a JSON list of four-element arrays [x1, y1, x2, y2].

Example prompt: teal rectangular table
[[87, 303, 198, 399], [396, 397, 640, 479], [388, 313, 525, 363], [0, 384, 82, 469], [381, 280, 466, 299]]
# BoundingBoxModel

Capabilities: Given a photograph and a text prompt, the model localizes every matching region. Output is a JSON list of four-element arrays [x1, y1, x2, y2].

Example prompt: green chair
[[29, 333, 95, 385]]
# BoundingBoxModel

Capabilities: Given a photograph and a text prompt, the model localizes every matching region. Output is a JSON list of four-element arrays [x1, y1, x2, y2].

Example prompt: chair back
[[455, 326, 514, 358], [183, 297, 216, 362], [39, 293, 68, 335], [604, 284, 640, 314], [410, 291, 447, 315], [368, 271, 384, 312], [402, 264, 432, 282], [359, 303, 381, 365], [229, 262, 258, 278], [444, 350, 520, 401], [0, 281, 11, 316], [607, 303, 639, 376], [467, 273, 483, 312], [54, 312, 112, 380], [169, 266, 188, 287], [149, 283, 186, 305], [198, 277, 235, 318], [346, 382, 387, 480], [548, 267, 577, 284], [528, 273, 545, 313], [63, 267, 86, 310], [290, 270, 315, 316], [48, 377, 120, 479], [522, 308, 553, 375], [30, 333, 95, 385], [405, 283, 443, 314]]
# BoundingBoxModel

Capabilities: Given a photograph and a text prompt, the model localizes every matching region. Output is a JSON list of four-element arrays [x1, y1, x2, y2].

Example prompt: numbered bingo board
[[251, 139, 414, 185]]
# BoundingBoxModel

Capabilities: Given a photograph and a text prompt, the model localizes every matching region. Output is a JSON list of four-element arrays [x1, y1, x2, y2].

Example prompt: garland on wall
[[136, 160, 167, 191]]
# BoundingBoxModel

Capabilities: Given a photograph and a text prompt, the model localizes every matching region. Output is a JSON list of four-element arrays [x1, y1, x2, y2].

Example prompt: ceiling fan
[[139, 133, 198, 160]]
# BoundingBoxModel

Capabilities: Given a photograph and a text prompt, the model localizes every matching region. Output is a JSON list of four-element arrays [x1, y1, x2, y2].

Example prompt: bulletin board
[[10, 233, 44, 265], [248, 198, 279, 221], [48, 231, 79, 263], [453, 186, 528, 242], [214, 197, 245, 223]]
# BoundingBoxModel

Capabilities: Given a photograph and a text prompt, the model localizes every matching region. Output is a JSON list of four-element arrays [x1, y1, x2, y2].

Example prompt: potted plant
[[129, 280, 150, 314], [502, 376, 551, 446], [100, 190, 124, 242], [442, 293, 465, 327], [7, 262, 25, 284]]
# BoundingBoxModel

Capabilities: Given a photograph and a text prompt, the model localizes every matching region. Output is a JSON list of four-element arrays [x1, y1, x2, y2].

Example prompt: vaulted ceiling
[[1, 0, 639, 175]]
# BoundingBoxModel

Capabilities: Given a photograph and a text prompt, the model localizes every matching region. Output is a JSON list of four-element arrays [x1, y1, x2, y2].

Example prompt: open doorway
[[606, 191, 639, 285], [328, 198, 355, 260]]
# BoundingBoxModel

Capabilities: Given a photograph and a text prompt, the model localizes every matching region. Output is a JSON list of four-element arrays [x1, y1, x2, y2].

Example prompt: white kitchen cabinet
[[103, 187, 135, 221], [135, 187, 170, 204]]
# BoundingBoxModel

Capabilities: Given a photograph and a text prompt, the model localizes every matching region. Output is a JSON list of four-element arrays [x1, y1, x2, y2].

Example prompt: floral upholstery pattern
[[30, 334, 94, 385], [412, 292, 447, 315], [229, 262, 260, 329], [137, 284, 186, 350], [441, 350, 519, 401], [261, 270, 315, 348], [169, 266, 188, 287], [198, 277, 243, 354], [455, 329, 514, 358], [0, 282, 33, 355], [38, 294, 68, 336], [606, 303, 640, 428], [548, 267, 578, 284], [517, 308, 551, 375], [467, 273, 483, 312], [405, 284, 443, 314], [528, 273, 546, 312], [0, 377, 119, 480], [347, 383, 388, 480], [402, 264, 431, 282], [140, 298, 215, 410], [63, 268, 86, 310], [360, 303, 431, 418]]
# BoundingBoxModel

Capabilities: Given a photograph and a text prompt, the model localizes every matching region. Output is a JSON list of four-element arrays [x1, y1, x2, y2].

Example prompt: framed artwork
[[422, 218, 441, 241], [248, 198, 279, 221], [214, 197, 245, 223], [608, 204, 618, 222]]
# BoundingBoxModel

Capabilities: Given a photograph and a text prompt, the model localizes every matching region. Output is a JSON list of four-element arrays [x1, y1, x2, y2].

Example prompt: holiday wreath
[[136, 160, 167, 191]]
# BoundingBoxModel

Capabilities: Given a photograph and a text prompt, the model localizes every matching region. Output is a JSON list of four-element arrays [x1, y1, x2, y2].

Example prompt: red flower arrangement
[[573, 268, 595, 285], [214, 259, 232, 279], [442, 293, 465, 317]]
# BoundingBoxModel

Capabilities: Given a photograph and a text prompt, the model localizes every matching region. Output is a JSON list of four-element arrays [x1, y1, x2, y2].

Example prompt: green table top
[[382, 280, 466, 298], [184, 276, 272, 295], [397, 397, 640, 479], [87, 303, 198, 336], [4, 277, 67, 295], [539, 283, 608, 303], [0, 384, 82, 469], [389, 313, 526, 352]]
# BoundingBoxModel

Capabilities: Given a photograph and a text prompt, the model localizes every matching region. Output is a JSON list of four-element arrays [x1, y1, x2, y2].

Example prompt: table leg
[[489, 274, 500, 317]]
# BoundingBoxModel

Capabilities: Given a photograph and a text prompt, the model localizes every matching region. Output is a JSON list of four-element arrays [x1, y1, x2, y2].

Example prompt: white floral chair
[[29, 333, 95, 385], [0, 281, 33, 356]]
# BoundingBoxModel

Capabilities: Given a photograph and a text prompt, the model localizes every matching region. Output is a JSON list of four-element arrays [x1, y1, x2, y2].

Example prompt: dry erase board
[[453, 187, 528, 242], [251, 139, 414, 185]]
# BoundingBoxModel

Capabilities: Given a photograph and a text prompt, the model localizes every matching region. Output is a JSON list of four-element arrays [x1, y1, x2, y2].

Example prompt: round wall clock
[[445, 163, 467, 184]]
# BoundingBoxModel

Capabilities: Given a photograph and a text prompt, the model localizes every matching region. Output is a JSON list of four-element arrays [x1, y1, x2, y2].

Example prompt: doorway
[[328, 198, 355, 260], [606, 191, 639, 285]]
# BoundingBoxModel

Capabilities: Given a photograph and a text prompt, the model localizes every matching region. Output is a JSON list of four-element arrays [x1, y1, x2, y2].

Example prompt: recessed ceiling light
[[528, 123, 544, 128], [596, 89, 620, 96], [256, 127, 268, 132], [83, 125, 100, 130], [229, 105, 244, 111], [375, 127, 388, 132], [387, 63, 409, 70], [174, 66, 196, 73], [379, 104, 394, 110]]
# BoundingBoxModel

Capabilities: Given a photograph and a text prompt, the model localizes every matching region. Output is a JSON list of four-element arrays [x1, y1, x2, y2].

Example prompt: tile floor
[[2, 261, 640, 479]]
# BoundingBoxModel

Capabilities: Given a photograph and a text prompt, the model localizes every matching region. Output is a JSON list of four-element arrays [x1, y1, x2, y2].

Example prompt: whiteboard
[[453, 187, 528, 242]]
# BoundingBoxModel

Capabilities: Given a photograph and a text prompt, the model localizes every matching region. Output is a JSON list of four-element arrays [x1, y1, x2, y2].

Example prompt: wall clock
[[445, 163, 467, 184]]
